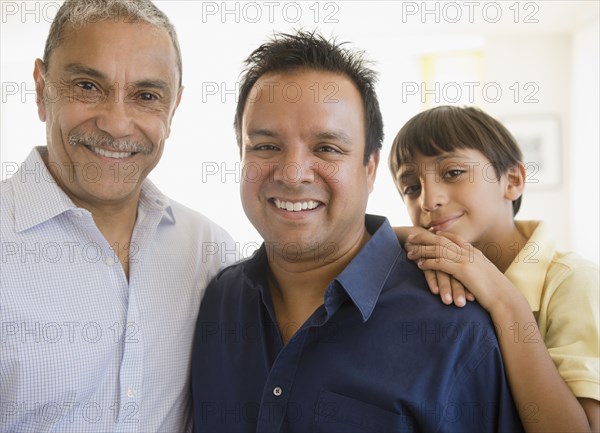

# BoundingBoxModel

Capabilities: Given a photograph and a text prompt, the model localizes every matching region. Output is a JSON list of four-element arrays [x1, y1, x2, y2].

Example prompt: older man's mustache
[[68, 132, 153, 155]]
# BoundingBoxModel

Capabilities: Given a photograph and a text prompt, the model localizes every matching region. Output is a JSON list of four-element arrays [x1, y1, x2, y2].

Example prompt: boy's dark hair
[[234, 30, 383, 164], [389, 105, 524, 215]]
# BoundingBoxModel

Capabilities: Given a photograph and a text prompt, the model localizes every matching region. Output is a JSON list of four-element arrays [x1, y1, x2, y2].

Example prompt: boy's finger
[[423, 270, 439, 294], [465, 288, 476, 302], [450, 278, 467, 307], [436, 271, 453, 305]]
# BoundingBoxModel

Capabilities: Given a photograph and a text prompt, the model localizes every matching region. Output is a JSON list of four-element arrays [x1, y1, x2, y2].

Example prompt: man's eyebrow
[[247, 129, 277, 139], [132, 80, 171, 92], [64, 64, 107, 80], [64, 64, 171, 92], [315, 130, 352, 146]]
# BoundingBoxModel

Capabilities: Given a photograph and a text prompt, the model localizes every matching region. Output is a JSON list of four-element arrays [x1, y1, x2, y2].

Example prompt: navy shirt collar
[[335, 215, 403, 322], [243, 214, 403, 324]]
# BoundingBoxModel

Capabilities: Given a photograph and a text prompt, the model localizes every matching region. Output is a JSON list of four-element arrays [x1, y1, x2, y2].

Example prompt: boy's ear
[[504, 163, 526, 201]]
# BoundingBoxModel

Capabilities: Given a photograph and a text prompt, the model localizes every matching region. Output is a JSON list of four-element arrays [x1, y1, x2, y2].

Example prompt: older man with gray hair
[[0, 1, 233, 431]]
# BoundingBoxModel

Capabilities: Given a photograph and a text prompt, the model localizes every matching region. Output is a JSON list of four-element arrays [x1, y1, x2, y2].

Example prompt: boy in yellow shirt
[[389, 105, 599, 432]]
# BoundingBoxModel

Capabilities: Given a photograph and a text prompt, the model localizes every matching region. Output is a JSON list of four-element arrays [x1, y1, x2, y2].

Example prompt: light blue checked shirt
[[0, 147, 236, 433]]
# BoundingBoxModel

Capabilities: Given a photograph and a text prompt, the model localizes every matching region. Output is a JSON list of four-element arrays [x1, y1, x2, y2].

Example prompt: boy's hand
[[394, 226, 474, 307], [421, 266, 475, 307], [405, 230, 509, 312]]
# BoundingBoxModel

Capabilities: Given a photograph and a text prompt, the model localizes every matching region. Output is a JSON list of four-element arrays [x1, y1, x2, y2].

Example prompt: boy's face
[[394, 148, 522, 249]]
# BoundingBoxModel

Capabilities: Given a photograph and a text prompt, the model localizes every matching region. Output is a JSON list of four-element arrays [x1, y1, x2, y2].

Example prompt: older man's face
[[240, 69, 378, 262], [34, 20, 182, 209]]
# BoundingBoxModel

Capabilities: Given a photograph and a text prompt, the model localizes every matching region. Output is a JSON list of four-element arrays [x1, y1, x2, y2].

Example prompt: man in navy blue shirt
[[191, 31, 524, 433]]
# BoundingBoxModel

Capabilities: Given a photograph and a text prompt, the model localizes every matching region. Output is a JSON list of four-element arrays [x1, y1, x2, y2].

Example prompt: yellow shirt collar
[[505, 220, 556, 312]]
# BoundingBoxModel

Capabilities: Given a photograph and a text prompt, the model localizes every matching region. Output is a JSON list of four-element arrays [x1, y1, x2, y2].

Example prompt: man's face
[[34, 20, 182, 208], [240, 69, 379, 262]]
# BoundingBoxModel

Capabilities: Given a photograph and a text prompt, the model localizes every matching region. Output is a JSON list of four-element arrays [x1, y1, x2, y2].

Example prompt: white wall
[[570, 18, 600, 264], [481, 34, 572, 254], [1, 1, 598, 263]]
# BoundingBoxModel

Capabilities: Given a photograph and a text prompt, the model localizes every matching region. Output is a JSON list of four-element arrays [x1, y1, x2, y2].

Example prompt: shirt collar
[[505, 220, 555, 311], [335, 215, 403, 322], [243, 215, 403, 323], [11, 147, 174, 232]]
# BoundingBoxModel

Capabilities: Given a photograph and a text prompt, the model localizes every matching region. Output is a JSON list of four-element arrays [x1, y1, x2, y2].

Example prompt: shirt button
[[74, 210, 83, 218], [273, 387, 282, 397], [127, 388, 136, 398], [105, 256, 116, 266]]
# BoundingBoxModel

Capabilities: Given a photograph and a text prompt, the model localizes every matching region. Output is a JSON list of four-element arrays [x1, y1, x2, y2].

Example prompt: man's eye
[[72, 81, 102, 102], [254, 144, 279, 151], [76, 81, 97, 91], [315, 145, 341, 154], [138, 92, 159, 101]]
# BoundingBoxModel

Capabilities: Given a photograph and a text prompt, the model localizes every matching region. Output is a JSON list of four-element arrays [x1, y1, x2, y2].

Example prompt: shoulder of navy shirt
[[192, 214, 523, 433]]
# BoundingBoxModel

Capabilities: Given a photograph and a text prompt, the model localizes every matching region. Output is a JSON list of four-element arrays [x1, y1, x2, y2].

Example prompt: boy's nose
[[420, 182, 447, 212]]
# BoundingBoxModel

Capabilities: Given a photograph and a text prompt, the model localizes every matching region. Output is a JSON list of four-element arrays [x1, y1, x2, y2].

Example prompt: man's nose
[[95, 97, 135, 139], [272, 145, 316, 185]]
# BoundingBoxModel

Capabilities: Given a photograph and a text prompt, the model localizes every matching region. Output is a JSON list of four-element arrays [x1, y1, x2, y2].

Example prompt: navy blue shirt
[[192, 215, 523, 432]]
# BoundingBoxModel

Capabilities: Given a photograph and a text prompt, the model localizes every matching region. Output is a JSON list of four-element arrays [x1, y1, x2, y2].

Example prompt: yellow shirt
[[505, 220, 599, 400]]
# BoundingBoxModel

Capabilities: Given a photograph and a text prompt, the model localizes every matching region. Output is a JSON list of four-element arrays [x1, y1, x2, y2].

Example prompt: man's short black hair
[[234, 30, 383, 164]]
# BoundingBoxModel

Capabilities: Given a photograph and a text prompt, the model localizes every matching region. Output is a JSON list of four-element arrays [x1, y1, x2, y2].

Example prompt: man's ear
[[165, 86, 184, 139], [175, 85, 183, 110], [504, 162, 526, 201], [33, 59, 47, 121], [366, 150, 380, 194]]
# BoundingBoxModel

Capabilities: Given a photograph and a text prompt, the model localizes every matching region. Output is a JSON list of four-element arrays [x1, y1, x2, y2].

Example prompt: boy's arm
[[406, 230, 597, 432], [580, 399, 599, 432]]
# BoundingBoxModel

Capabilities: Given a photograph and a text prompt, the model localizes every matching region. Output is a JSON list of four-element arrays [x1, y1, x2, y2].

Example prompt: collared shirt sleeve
[[543, 256, 600, 400], [510, 221, 600, 401]]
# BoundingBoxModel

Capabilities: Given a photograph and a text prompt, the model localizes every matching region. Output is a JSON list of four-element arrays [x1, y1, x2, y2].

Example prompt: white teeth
[[89, 146, 133, 159], [274, 199, 320, 212]]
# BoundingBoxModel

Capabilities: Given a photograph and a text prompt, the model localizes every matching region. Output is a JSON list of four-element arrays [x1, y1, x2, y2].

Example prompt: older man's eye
[[138, 92, 159, 101], [76, 81, 97, 91]]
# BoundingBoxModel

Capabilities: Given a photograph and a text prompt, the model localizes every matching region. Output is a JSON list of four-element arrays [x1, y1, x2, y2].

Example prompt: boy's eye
[[444, 169, 465, 179], [403, 184, 421, 196]]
